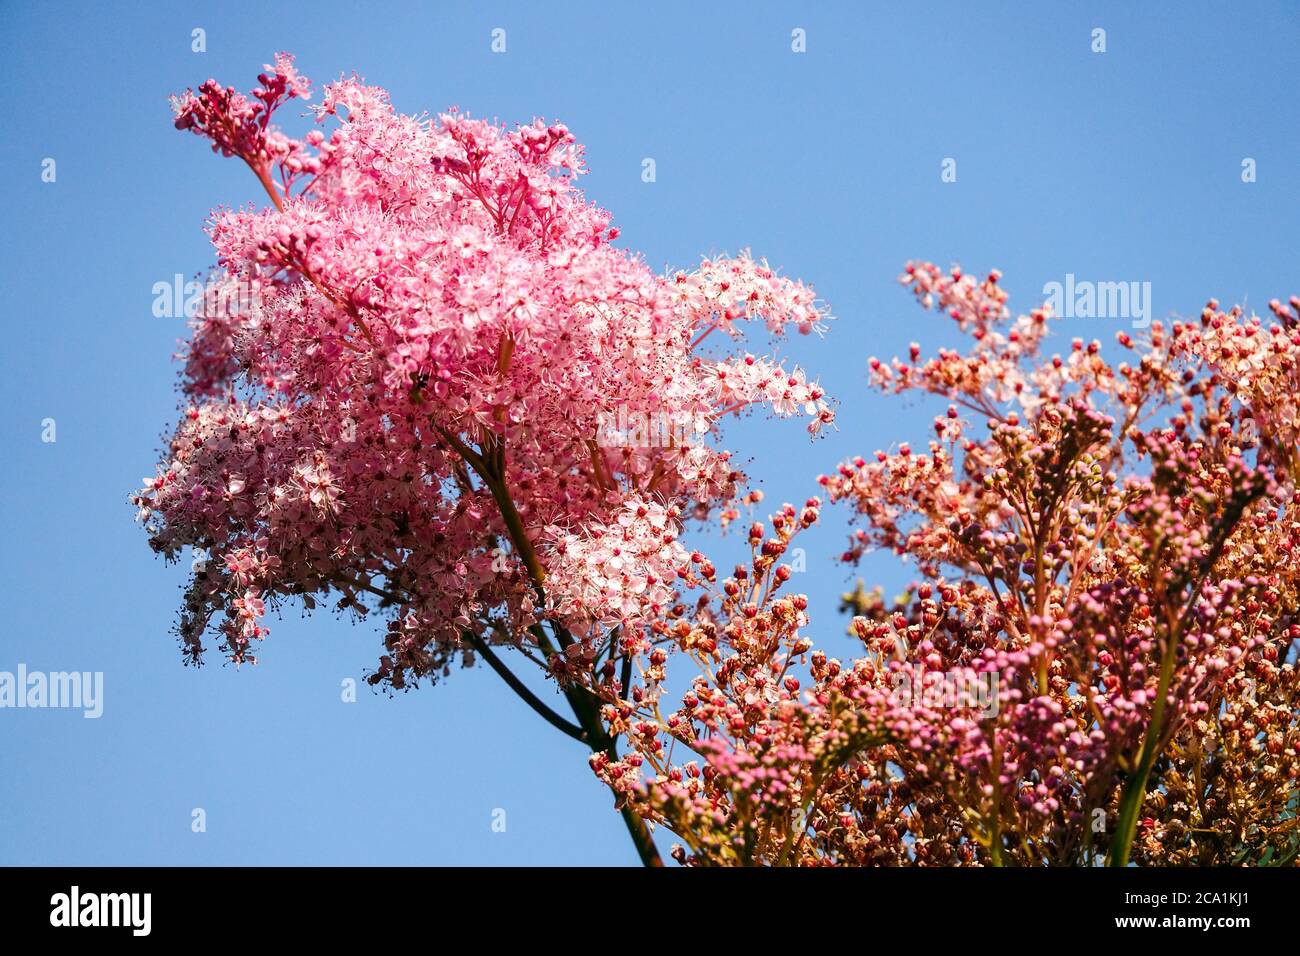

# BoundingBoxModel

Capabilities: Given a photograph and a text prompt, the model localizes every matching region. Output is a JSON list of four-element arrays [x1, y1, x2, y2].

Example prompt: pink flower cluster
[[138, 57, 831, 692], [172, 53, 318, 195], [546, 498, 690, 637]]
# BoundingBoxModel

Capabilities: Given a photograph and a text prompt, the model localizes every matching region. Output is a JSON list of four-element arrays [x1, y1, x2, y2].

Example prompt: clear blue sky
[[1, 0, 1296, 866]]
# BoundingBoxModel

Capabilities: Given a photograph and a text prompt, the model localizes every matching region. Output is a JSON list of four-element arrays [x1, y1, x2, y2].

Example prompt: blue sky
[[0, 0, 1296, 866]]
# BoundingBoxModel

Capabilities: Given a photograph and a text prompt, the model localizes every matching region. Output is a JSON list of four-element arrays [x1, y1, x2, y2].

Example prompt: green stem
[[1109, 628, 1178, 867], [462, 631, 586, 742], [443, 431, 663, 867]]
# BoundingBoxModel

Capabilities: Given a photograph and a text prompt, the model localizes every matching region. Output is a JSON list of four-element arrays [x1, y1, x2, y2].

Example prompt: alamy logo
[[890, 667, 999, 718], [597, 407, 698, 448], [50, 886, 151, 936], [0, 664, 103, 718], [152, 273, 263, 320], [1042, 274, 1152, 328]]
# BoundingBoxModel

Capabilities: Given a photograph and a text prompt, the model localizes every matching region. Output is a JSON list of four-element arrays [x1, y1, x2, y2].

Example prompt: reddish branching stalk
[[588, 272, 1300, 867]]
